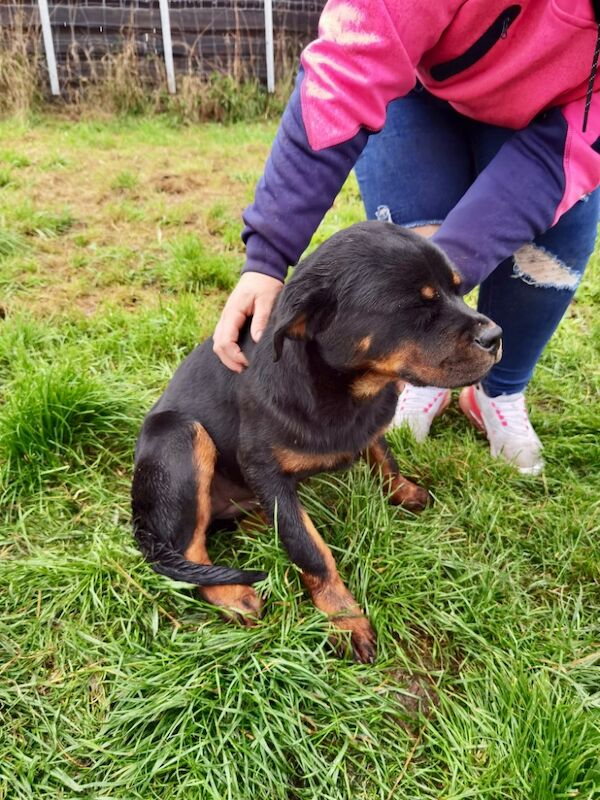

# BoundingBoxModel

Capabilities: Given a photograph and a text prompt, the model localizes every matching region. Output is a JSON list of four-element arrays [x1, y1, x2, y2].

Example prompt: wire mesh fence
[[0, 0, 322, 96]]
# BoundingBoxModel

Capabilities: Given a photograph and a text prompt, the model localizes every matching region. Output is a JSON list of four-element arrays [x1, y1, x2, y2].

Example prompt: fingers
[[217, 341, 248, 373], [250, 292, 277, 343], [214, 308, 249, 372], [213, 272, 283, 371]]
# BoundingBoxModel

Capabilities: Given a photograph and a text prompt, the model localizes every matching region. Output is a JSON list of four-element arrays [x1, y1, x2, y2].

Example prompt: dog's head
[[270, 222, 502, 396]]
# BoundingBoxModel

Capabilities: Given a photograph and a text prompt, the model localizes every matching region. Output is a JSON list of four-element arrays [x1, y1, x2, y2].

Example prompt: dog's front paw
[[200, 584, 263, 626], [330, 614, 377, 664], [400, 484, 431, 512], [389, 480, 431, 512], [349, 617, 377, 664]]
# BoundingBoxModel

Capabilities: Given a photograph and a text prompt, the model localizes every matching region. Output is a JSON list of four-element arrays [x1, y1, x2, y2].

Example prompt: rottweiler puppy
[[132, 222, 502, 662]]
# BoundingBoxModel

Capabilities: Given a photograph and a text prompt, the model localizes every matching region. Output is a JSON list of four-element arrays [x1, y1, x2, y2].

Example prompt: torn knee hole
[[512, 245, 581, 290]]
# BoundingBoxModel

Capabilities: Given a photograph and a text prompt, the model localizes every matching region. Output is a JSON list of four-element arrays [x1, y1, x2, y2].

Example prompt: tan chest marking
[[351, 347, 410, 400]]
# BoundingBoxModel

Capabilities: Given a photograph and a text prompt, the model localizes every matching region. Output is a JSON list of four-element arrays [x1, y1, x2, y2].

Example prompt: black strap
[[583, 23, 600, 132]]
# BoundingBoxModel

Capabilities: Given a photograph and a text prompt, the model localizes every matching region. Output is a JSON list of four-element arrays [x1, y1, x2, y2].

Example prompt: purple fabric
[[432, 109, 568, 292], [243, 76, 569, 290], [242, 70, 368, 281]]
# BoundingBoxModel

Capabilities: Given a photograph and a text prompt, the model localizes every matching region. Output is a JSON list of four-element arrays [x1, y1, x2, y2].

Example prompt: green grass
[[164, 233, 238, 292], [110, 170, 140, 193], [0, 114, 599, 799]]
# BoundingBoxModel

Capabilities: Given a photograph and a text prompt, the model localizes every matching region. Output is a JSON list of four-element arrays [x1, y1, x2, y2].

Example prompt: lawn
[[0, 113, 599, 800]]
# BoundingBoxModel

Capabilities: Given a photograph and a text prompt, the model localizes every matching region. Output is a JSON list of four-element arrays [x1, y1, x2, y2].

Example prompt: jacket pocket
[[430, 5, 521, 82]]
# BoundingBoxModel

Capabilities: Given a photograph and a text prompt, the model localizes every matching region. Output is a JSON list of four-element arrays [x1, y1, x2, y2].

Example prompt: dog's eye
[[420, 285, 439, 301]]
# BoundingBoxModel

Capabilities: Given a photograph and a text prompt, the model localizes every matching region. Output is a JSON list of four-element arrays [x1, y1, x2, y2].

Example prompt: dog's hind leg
[[366, 436, 430, 511], [187, 424, 263, 624], [241, 458, 375, 662], [132, 412, 264, 621]]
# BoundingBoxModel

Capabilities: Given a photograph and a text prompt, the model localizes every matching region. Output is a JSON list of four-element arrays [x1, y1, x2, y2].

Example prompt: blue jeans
[[355, 88, 599, 397]]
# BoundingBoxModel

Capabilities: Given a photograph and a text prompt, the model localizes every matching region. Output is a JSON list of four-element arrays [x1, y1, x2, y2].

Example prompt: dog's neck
[[245, 337, 399, 450]]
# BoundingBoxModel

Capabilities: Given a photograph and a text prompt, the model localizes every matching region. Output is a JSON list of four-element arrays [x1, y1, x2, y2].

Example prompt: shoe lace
[[398, 384, 447, 415], [488, 393, 536, 438]]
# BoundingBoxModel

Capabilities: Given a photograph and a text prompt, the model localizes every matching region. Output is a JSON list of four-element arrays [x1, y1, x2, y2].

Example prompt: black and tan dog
[[132, 222, 502, 662]]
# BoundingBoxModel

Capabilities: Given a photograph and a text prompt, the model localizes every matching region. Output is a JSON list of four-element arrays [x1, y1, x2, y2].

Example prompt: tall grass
[[0, 357, 139, 505], [0, 20, 295, 122], [0, 14, 42, 118]]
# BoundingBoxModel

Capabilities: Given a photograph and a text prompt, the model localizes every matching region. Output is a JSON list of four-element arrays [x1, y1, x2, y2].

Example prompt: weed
[[0, 150, 31, 168], [0, 227, 27, 259], [163, 233, 237, 292], [0, 356, 138, 503], [41, 154, 69, 170], [0, 168, 15, 188], [0, 16, 294, 124], [0, 13, 42, 118], [9, 203, 74, 238], [206, 201, 245, 252], [104, 199, 145, 225], [111, 169, 140, 193]]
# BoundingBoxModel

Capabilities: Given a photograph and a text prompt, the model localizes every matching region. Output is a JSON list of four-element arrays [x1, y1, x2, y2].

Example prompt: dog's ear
[[272, 285, 337, 362]]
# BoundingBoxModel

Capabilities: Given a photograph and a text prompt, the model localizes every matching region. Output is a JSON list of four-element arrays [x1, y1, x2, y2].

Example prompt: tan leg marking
[[299, 510, 376, 663], [273, 447, 355, 474], [367, 440, 429, 512], [184, 423, 217, 563], [186, 423, 262, 624]]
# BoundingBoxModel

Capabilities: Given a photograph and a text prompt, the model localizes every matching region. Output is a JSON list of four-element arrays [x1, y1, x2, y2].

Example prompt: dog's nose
[[474, 324, 503, 355]]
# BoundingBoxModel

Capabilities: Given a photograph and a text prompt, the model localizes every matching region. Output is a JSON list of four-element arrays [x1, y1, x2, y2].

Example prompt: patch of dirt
[[153, 173, 203, 194], [384, 631, 463, 727], [0, 119, 273, 315], [388, 666, 440, 722]]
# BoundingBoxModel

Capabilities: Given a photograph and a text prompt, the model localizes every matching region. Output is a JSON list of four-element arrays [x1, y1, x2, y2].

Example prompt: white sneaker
[[459, 384, 544, 475], [390, 384, 452, 442]]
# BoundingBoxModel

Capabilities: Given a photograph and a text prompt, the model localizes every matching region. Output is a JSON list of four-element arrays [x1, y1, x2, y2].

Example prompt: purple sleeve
[[432, 109, 568, 293], [241, 69, 368, 282]]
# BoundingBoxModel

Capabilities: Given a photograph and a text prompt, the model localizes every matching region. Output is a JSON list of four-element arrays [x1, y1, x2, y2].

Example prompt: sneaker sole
[[517, 461, 544, 476]]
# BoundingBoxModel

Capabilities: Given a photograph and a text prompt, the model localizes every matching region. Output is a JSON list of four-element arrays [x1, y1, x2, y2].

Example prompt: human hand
[[213, 271, 284, 372]]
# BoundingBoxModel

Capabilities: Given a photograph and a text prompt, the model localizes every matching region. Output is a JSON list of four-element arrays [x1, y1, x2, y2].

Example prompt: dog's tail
[[134, 524, 267, 586]]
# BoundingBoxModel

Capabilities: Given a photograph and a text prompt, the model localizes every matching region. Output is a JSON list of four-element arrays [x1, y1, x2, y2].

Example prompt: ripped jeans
[[355, 88, 600, 397]]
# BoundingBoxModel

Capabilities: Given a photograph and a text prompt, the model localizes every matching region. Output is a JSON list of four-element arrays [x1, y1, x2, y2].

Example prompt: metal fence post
[[158, 0, 177, 94], [37, 0, 60, 96], [264, 0, 275, 93]]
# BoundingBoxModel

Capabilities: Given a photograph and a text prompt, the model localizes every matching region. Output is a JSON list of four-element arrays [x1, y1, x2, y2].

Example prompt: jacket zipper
[[430, 5, 522, 82]]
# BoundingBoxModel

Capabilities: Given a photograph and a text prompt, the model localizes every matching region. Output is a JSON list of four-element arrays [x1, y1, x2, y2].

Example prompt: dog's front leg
[[366, 436, 430, 511], [240, 455, 376, 663]]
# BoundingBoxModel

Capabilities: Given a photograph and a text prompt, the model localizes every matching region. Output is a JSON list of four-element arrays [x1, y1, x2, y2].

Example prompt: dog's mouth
[[398, 338, 502, 389], [495, 340, 503, 363]]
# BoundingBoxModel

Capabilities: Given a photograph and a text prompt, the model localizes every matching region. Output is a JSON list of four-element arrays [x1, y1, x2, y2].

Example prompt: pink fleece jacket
[[242, 0, 600, 287]]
